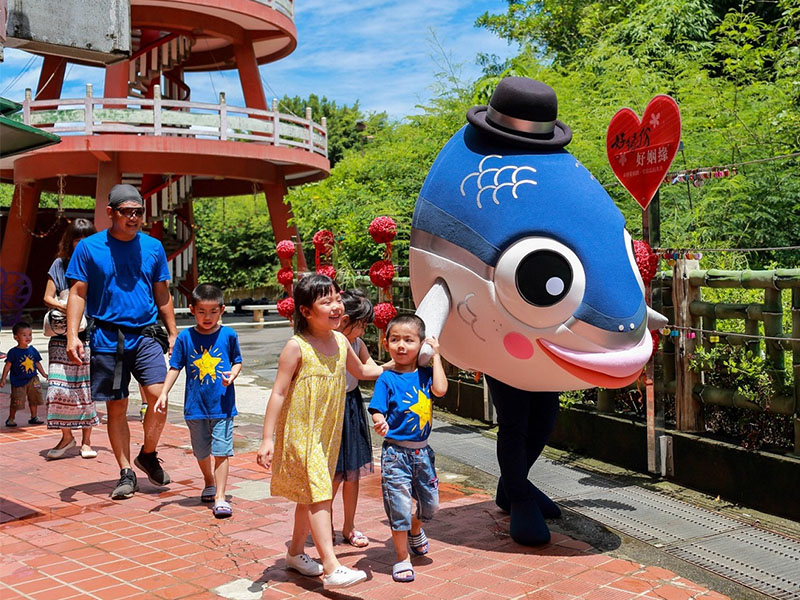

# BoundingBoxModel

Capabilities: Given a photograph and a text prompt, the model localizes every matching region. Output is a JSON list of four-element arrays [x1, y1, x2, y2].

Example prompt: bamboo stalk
[[763, 288, 785, 388], [690, 301, 763, 320], [688, 269, 800, 289]]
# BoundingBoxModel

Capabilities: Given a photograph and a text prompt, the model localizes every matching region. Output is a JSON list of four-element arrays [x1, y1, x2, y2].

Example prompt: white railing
[[16, 85, 328, 158], [254, 0, 294, 19], [166, 214, 194, 284]]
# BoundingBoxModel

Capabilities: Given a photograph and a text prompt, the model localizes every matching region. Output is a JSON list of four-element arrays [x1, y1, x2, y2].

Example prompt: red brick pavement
[[0, 411, 731, 599]]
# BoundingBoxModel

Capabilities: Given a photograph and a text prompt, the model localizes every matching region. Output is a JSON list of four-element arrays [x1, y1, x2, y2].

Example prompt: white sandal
[[322, 566, 367, 589]]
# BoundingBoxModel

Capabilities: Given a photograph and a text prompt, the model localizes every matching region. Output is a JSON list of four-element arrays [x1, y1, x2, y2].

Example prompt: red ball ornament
[[632, 240, 659, 285], [369, 216, 397, 244], [317, 264, 337, 280], [276, 240, 295, 259], [373, 302, 397, 330], [277, 267, 294, 286], [313, 229, 335, 254], [369, 260, 395, 289], [277, 297, 295, 319]]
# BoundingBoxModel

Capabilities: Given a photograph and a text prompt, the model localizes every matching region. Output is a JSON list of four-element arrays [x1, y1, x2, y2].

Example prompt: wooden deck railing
[[17, 84, 327, 158]]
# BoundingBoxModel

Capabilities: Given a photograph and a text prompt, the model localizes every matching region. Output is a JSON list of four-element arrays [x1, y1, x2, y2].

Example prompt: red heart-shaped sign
[[606, 95, 681, 209]]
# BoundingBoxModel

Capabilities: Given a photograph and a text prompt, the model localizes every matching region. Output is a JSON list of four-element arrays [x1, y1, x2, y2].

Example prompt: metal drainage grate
[[559, 485, 742, 545], [668, 528, 800, 600], [531, 458, 623, 499]]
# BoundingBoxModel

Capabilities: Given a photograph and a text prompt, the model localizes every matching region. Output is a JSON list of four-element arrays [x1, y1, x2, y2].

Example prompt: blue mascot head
[[410, 77, 666, 392]]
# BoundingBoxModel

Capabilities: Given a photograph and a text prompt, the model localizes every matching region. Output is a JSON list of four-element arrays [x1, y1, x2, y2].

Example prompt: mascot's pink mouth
[[537, 334, 652, 388]]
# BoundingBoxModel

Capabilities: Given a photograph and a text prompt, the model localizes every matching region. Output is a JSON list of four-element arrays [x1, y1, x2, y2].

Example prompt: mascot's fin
[[416, 278, 451, 366], [647, 306, 668, 330]]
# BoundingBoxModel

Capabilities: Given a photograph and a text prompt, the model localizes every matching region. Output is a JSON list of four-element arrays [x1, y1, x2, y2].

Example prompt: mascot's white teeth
[[537, 334, 652, 379]]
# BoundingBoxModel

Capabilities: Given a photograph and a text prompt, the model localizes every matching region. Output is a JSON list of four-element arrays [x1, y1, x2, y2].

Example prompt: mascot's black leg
[[487, 376, 560, 545], [524, 392, 561, 518]]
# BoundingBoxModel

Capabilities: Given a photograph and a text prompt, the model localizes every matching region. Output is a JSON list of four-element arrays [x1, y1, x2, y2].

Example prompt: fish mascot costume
[[410, 77, 666, 546]]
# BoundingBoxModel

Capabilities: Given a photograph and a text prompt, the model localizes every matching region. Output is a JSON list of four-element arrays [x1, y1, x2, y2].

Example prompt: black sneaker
[[134, 449, 171, 486], [111, 468, 138, 499]]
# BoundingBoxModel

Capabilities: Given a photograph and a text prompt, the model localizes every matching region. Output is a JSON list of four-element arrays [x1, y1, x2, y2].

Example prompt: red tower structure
[[1, 0, 327, 309]]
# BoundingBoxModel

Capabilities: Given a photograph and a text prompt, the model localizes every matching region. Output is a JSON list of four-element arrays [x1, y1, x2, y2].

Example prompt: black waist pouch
[[141, 324, 169, 354]]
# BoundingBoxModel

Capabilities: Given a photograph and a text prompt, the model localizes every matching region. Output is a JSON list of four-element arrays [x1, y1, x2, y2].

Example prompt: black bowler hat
[[467, 77, 572, 149]]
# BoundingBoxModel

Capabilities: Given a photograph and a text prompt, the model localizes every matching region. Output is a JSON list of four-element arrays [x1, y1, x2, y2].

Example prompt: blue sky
[[0, 1, 516, 119]]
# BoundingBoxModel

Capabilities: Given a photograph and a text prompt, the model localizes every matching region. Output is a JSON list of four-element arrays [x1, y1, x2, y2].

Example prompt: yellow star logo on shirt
[[193, 349, 221, 383], [407, 388, 432, 432], [21, 356, 34, 373]]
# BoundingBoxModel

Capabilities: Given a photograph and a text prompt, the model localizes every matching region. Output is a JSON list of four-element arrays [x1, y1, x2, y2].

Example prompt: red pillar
[[95, 154, 120, 231], [233, 35, 268, 110], [235, 40, 307, 270], [104, 60, 129, 98], [0, 182, 42, 280], [262, 181, 307, 271], [36, 56, 67, 100]]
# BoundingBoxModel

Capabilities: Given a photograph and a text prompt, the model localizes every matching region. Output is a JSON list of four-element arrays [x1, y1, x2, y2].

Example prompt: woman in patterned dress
[[43, 219, 99, 459], [257, 275, 383, 590]]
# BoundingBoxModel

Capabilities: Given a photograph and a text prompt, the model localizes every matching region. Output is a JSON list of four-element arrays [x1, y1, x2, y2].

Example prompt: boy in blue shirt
[[1, 322, 48, 427], [369, 314, 448, 583], [155, 284, 242, 518]]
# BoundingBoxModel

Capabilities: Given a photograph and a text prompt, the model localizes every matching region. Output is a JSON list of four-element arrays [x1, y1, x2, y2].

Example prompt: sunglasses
[[114, 207, 145, 219]]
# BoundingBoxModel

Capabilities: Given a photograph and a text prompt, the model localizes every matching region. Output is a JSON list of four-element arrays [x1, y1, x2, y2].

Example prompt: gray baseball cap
[[108, 184, 143, 207]]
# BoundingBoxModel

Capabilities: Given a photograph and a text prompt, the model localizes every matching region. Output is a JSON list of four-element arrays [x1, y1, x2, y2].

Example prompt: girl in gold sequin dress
[[257, 275, 382, 590]]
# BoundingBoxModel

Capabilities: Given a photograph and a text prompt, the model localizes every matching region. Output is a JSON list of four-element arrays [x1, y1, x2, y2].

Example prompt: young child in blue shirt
[[155, 284, 242, 518], [2, 322, 48, 427], [368, 314, 448, 583]]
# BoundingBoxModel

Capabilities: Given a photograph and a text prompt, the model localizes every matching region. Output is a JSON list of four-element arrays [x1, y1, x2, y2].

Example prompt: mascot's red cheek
[[503, 332, 534, 360]]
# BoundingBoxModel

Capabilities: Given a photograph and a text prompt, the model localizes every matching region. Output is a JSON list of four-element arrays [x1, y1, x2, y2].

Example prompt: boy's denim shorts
[[186, 418, 234, 459], [381, 441, 439, 531], [90, 337, 167, 401]]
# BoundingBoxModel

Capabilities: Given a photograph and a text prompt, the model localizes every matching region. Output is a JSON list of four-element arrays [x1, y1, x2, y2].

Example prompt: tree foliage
[[193, 195, 279, 290], [471, 0, 800, 267], [278, 94, 387, 167]]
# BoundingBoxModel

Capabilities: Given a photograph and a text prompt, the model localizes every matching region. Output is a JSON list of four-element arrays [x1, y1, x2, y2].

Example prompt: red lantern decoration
[[373, 302, 397, 330], [369, 216, 397, 245], [317, 264, 337, 280], [277, 267, 294, 286], [369, 259, 395, 289], [277, 297, 295, 319], [632, 239, 659, 285], [650, 330, 660, 359], [276, 240, 295, 259], [313, 229, 335, 254]]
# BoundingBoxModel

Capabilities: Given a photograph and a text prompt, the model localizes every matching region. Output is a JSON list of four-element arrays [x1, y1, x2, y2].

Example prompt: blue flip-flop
[[409, 529, 429, 556], [212, 500, 232, 518], [392, 561, 414, 583]]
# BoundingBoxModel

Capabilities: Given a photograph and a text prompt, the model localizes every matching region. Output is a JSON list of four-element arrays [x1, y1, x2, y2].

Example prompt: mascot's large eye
[[494, 237, 585, 328], [516, 251, 572, 306]]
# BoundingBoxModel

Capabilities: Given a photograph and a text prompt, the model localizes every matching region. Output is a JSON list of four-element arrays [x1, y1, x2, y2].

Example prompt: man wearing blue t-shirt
[[66, 184, 178, 500]]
